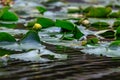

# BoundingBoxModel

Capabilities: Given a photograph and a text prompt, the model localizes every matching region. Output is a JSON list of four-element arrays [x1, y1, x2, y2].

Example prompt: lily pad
[[91, 22, 110, 30], [55, 19, 75, 31], [73, 26, 84, 39], [10, 49, 67, 62], [113, 21, 120, 29], [99, 30, 115, 39], [20, 30, 44, 50], [0, 32, 16, 42], [0, 23, 17, 28], [86, 7, 112, 18], [0, 7, 18, 21], [115, 26, 120, 40], [37, 17, 55, 28], [36, 6, 47, 14]]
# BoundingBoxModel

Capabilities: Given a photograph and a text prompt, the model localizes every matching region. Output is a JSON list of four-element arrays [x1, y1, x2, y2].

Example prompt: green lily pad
[[108, 12, 120, 18], [67, 7, 82, 13], [37, 17, 55, 28], [115, 26, 120, 40], [109, 40, 120, 50], [99, 30, 115, 39], [91, 22, 110, 30], [86, 7, 112, 18], [27, 20, 36, 28], [0, 23, 17, 28], [36, 6, 47, 14], [73, 26, 84, 39], [55, 19, 75, 31], [20, 30, 40, 44], [113, 21, 120, 29], [87, 37, 99, 45], [10, 49, 67, 62], [0, 7, 18, 21], [0, 32, 16, 42], [83, 6, 93, 13]]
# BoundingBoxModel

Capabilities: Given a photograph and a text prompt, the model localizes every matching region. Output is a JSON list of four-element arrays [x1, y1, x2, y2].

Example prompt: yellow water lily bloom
[[33, 23, 42, 30]]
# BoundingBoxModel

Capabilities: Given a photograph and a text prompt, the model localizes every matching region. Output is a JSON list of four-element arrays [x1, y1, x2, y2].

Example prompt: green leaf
[[109, 40, 120, 50], [91, 22, 109, 30], [67, 7, 82, 13], [55, 19, 75, 31], [83, 6, 93, 13], [0, 8, 18, 21], [86, 7, 112, 18], [20, 30, 40, 44], [27, 20, 36, 28], [115, 26, 120, 40], [0, 32, 16, 42], [108, 12, 120, 18], [113, 21, 120, 29], [0, 49, 15, 56], [87, 37, 99, 45], [37, 17, 55, 28], [73, 26, 84, 39], [0, 23, 17, 28], [36, 6, 47, 14], [99, 30, 115, 39]]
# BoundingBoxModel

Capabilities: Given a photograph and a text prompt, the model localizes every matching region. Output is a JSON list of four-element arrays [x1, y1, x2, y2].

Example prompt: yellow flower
[[33, 23, 42, 30], [81, 40, 87, 46]]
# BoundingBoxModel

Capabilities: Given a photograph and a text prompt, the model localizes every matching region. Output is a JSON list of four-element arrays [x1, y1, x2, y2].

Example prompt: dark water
[[0, 0, 120, 80]]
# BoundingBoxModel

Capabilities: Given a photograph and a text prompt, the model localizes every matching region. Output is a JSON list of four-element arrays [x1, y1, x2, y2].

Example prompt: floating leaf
[[91, 22, 110, 30], [0, 7, 18, 21], [113, 21, 120, 29], [87, 37, 99, 45], [0, 49, 14, 56], [67, 7, 82, 13], [10, 49, 67, 62], [73, 26, 84, 39], [27, 20, 36, 28], [115, 26, 120, 40], [83, 6, 93, 13], [36, 6, 47, 14], [20, 30, 44, 50], [0, 23, 16, 28], [20, 30, 40, 44], [0, 32, 16, 42], [55, 19, 75, 31], [108, 12, 120, 18], [37, 17, 55, 28], [86, 7, 112, 18], [99, 30, 115, 39], [109, 40, 120, 50]]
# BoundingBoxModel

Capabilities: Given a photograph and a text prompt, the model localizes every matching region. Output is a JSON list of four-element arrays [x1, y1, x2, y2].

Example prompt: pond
[[0, 0, 120, 80]]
